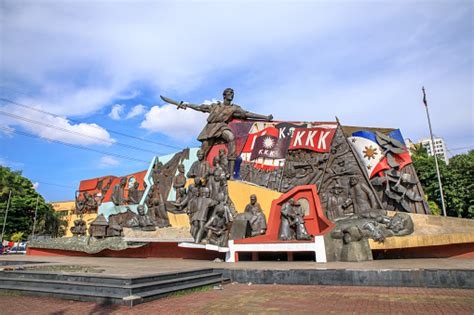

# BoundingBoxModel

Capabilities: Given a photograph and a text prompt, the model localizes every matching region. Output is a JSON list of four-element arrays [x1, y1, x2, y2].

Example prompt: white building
[[418, 137, 449, 165]]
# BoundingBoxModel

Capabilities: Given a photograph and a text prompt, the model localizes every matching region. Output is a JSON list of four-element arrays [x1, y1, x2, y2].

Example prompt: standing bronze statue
[[244, 194, 267, 237], [111, 177, 127, 206], [161, 88, 273, 176]]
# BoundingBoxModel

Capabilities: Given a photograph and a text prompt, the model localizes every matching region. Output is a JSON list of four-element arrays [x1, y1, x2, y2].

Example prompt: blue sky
[[0, 1, 472, 202]]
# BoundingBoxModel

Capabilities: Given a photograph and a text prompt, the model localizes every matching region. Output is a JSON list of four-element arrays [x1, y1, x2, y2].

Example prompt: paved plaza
[[0, 283, 473, 314]]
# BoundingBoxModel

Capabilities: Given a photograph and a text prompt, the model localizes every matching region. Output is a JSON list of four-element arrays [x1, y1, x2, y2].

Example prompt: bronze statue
[[345, 176, 377, 215], [187, 149, 211, 184], [128, 181, 142, 204], [70, 219, 87, 236], [193, 187, 217, 244], [204, 195, 230, 247], [292, 202, 311, 240], [173, 164, 187, 203], [161, 88, 273, 176], [218, 148, 230, 178], [111, 177, 127, 206], [244, 194, 267, 236], [208, 155, 225, 201], [326, 185, 346, 220], [130, 205, 156, 231], [279, 199, 295, 240], [278, 199, 311, 241]]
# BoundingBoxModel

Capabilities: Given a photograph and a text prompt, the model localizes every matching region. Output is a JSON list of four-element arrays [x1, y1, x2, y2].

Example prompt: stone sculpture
[[127, 205, 156, 231], [193, 187, 218, 244], [111, 177, 127, 206], [244, 194, 267, 236], [187, 149, 211, 184], [161, 88, 273, 176], [173, 164, 187, 204], [204, 199, 230, 247], [328, 209, 414, 261], [278, 199, 311, 241], [128, 181, 142, 204], [70, 219, 87, 236], [88, 214, 109, 238]]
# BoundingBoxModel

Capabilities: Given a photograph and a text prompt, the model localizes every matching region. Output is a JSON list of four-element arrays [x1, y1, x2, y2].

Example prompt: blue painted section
[[97, 147, 200, 219]]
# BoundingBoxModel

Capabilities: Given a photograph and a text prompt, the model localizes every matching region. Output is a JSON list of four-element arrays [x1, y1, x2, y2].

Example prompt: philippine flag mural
[[348, 129, 412, 178]]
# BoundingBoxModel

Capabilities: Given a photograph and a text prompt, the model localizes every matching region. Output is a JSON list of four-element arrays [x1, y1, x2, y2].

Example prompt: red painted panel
[[27, 243, 225, 260], [236, 185, 334, 244]]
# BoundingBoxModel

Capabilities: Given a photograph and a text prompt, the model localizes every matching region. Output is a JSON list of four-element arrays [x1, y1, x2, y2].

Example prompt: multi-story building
[[418, 137, 449, 165]]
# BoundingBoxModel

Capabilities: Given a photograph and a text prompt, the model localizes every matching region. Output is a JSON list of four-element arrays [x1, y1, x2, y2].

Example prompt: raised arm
[[160, 95, 212, 113], [233, 108, 273, 121]]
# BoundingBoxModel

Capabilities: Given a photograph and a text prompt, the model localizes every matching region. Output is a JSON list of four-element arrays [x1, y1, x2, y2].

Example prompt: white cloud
[[99, 155, 120, 168], [140, 105, 208, 140], [125, 104, 146, 119], [0, 104, 115, 146], [1, 1, 471, 150], [32, 182, 39, 190], [0, 125, 15, 138], [108, 104, 125, 120]]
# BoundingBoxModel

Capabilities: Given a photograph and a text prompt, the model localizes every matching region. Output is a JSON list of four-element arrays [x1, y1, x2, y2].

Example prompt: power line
[[448, 146, 473, 152], [32, 181, 76, 190], [0, 126, 150, 164], [0, 97, 182, 150], [0, 109, 162, 155]]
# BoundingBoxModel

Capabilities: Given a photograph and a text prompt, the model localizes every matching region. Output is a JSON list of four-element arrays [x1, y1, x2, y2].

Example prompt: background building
[[418, 137, 449, 165]]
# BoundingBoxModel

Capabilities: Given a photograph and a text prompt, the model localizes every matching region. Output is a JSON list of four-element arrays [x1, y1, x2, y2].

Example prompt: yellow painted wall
[[228, 181, 282, 218], [50, 200, 98, 237], [64, 213, 98, 237], [168, 181, 282, 228]]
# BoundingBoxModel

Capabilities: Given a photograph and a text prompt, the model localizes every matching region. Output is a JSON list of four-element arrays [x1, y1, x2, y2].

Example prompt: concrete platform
[[0, 256, 472, 289]]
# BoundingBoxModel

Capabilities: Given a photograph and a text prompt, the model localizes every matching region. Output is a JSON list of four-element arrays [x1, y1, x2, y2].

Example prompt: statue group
[[172, 150, 267, 246], [79, 88, 417, 262]]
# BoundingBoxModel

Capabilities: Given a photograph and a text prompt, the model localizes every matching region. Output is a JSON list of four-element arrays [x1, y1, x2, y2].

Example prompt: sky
[[0, 0, 472, 202]]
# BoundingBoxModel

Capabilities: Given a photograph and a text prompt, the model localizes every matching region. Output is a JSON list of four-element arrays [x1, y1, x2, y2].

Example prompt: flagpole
[[422, 87, 447, 216]]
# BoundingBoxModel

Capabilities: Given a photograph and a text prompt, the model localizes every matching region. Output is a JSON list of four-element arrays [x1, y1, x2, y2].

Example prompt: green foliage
[[0, 166, 67, 239], [427, 200, 441, 216], [411, 146, 474, 218], [10, 231, 24, 242]]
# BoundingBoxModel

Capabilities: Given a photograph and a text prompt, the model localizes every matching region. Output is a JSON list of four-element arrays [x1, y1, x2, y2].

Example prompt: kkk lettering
[[275, 122, 307, 139], [288, 127, 336, 152]]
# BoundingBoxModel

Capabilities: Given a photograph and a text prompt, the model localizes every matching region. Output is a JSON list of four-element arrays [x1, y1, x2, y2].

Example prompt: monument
[[28, 88, 473, 263]]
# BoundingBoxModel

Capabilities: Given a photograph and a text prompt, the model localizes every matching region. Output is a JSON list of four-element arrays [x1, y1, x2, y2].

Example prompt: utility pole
[[1, 190, 12, 243], [31, 195, 40, 239], [422, 87, 447, 216]]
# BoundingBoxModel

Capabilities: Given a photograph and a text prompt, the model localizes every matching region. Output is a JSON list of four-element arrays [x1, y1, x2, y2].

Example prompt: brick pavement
[[0, 284, 473, 315]]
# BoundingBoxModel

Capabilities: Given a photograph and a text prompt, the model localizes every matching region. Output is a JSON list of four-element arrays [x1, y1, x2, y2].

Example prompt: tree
[[0, 166, 67, 240], [411, 146, 474, 218]]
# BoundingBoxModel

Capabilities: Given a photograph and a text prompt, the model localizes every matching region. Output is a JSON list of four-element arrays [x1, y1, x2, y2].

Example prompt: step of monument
[[129, 268, 216, 285], [133, 277, 229, 306], [0, 270, 132, 286], [0, 276, 131, 296], [130, 272, 224, 294], [0, 271, 222, 297], [0, 268, 214, 286], [0, 283, 127, 305], [0, 270, 228, 305]]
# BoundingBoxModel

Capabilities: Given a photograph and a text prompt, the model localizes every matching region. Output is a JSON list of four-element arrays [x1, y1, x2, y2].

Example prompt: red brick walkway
[[1, 284, 473, 314]]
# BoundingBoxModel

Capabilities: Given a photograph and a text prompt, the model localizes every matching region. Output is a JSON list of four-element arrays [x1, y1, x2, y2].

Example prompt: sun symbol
[[263, 136, 275, 149], [363, 145, 378, 160]]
